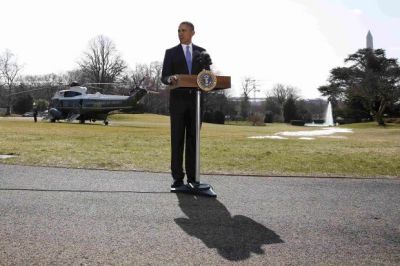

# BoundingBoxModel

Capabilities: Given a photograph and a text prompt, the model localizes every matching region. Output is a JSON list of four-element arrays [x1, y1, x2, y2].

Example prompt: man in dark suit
[[161, 21, 208, 191]]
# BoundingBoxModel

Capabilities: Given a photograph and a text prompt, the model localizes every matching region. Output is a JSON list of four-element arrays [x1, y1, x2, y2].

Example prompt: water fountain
[[305, 101, 335, 127], [324, 101, 334, 126]]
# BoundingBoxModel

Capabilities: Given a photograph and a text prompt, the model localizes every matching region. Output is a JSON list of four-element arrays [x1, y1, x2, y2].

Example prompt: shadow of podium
[[175, 193, 284, 261]]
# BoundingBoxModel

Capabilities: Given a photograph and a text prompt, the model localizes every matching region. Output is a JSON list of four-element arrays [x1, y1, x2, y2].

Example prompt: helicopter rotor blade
[[9, 86, 61, 96]]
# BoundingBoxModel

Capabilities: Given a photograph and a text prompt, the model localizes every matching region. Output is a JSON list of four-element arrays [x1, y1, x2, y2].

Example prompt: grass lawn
[[0, 114, 399, 178]]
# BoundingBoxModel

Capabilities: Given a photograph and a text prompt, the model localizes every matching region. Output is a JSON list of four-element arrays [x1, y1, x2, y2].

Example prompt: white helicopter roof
[[53, 86, 87, 98], [66, 86, 88, 94], [52, 85, 129, 100]]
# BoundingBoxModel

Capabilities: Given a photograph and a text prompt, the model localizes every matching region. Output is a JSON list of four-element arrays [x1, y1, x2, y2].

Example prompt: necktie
[[185, 45, 192, 74]]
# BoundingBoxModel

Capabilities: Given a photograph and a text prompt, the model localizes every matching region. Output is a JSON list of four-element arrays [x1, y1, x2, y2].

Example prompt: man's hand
[[169, 75, 178, 86]]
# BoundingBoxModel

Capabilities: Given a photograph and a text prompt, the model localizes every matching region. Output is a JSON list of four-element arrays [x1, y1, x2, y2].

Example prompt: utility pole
[[249, 79, 259, 114]]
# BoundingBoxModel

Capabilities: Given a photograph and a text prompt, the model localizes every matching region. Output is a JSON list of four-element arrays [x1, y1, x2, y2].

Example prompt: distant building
[[366, 30, 373, 49]]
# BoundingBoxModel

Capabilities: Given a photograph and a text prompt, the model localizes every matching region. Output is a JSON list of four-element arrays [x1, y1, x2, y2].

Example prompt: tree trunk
[[375, 99, 387, 126], [5, 88, 12, 116]]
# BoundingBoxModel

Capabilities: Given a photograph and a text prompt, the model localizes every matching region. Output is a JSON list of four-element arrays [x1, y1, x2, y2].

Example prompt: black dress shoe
[[171, 180, 184, 189]]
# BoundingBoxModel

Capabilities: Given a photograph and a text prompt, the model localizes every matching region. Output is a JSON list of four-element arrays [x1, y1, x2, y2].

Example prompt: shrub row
[[291, 120, 305, 126]]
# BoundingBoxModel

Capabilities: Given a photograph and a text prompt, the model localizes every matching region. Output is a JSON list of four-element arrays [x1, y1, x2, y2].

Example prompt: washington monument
[[366, 30, 373, 49]]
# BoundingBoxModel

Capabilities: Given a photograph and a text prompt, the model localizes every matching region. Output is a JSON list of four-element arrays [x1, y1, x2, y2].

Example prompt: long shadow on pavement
[[175, 193, 284, 261]]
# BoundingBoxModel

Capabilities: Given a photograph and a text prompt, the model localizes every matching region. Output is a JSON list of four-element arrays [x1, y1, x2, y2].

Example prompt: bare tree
[[272, 84, 299, 103], [62, 69, 85, 85], [130, 64, 149, 88], [285, 85, 300, 100], [271, 83, 286, 106], [0, 49, 22, 115], [123, 62, 168, 114], [78, 35, 127, 89], [270, 83, 299, 120], [241, 77, 257, 98], [148, 61, 163, 92], [240, 77, 259, 119], [19, 73, 64, 102]]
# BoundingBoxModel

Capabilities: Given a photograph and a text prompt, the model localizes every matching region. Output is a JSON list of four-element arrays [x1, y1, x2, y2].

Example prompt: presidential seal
[[197, 70, 217, 92]]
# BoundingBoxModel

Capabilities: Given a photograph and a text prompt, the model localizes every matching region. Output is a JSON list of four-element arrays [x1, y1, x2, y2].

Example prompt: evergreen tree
[[283, 96, 297, 123], [319, 48, 400, 125]]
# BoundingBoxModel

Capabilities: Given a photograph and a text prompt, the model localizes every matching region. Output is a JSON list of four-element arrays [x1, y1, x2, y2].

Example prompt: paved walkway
[[0, 164, 399, 265]]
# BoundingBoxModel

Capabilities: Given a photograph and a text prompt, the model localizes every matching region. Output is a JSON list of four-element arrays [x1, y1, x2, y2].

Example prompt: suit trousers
[[169, 89, 203, 182]]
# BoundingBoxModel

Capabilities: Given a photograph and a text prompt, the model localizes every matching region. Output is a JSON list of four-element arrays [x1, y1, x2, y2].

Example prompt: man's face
[[178, 24, 194, 45]]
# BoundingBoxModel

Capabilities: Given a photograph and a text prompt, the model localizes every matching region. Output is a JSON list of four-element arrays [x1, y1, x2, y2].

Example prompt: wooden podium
[[170, 73, 231, 197], [170, 74, 231, 91]]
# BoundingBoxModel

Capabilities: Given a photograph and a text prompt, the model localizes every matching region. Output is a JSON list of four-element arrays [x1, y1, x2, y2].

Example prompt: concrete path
[[0, 164, 399, 265]]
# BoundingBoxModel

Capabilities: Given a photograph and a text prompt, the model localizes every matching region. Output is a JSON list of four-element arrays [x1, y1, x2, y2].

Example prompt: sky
[[1, 0, 399, 99]]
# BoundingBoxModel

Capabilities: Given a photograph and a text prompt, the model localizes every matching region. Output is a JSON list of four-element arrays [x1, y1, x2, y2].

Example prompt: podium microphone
[[193, 50, 213, 69]]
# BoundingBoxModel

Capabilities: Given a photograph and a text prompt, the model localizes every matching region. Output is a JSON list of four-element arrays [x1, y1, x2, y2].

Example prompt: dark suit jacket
[[161, 44, 207, 86]]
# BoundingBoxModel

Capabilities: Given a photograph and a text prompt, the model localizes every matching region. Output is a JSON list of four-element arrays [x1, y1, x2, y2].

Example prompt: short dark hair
[[180, 21, 195, 31]]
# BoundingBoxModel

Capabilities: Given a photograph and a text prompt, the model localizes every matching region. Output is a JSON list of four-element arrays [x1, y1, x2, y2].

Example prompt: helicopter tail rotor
[[126, 88, 148, 105]]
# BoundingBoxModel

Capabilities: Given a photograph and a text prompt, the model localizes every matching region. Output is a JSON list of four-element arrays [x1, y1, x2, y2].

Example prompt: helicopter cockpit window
[[64, 91, 82, 97]]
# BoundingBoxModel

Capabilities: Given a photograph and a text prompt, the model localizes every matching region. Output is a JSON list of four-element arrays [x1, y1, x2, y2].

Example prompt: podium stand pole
[[195, 89, 201, 182], [187, 88, 217, 197]]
